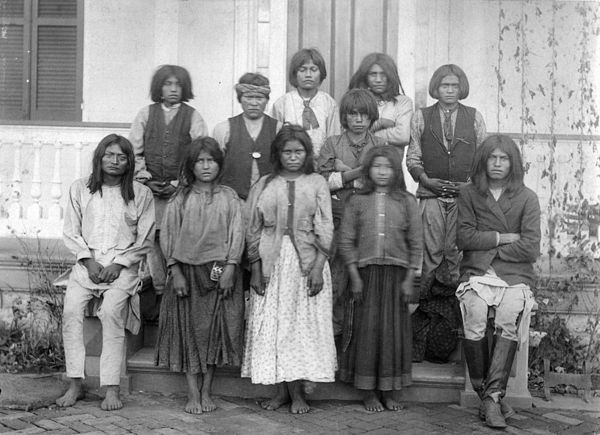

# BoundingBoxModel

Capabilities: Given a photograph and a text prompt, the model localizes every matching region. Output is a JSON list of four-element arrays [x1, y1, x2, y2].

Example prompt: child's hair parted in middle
[[150, 64, 194, 103], [288, 48, 327, 87], [339, 89, 379, 129], [360, 145, 407, 199], [176, 136, 225, 196], [263, 124, 315, 187]]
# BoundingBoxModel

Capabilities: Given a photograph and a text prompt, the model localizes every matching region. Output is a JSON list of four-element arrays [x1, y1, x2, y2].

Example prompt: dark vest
[[221, 114, 277, 200], [143, 102, 194, 183], [421, 103, 477, 184]]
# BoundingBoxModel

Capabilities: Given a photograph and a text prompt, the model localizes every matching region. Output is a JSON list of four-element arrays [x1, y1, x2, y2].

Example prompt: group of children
[[57, 47, 540, 430]]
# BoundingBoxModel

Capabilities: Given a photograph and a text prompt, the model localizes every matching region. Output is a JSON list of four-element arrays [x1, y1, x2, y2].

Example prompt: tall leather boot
[[482, 334, 518, 428], [463, 337, 489, 399]]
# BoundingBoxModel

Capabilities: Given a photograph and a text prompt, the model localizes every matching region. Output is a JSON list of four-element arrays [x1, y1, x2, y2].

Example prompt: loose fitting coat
[[457, 183, 541, 287]]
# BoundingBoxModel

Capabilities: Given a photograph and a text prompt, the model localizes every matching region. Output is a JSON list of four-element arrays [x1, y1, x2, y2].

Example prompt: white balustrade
[[8, 141, 23, 220], [48, 142, 64, 221], [26, 141, 43, 220]]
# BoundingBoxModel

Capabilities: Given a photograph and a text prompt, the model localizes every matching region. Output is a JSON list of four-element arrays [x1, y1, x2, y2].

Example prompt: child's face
[[280, 139, 307, 173], [101, 143, 128, 178], [438, 74, 460, 106], [162, 75, 183, 107], [345, 111, 371, 135], [296, 61, 321, 91], [367, 64, 387, 95], [193, 151, 220, 183], [241, 92, 268, 120], [369, 156, 394, 188], [486, 148, 511, 182]]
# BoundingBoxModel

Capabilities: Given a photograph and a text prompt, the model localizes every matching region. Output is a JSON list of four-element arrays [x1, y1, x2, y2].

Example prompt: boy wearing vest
[[213, 73, 282, 201], [129, 65, 208, 301], [406, 64, 487, 300]]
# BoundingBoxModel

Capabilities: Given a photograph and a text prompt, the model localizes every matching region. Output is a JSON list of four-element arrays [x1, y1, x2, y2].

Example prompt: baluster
[[74, 141, 83, 180], [8, 141, 23, 219], [27, 141, 43, 220], [48, 142, 64, 221]]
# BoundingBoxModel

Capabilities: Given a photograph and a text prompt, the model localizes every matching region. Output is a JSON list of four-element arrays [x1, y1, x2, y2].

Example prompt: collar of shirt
[[161, 102, 181, 112]]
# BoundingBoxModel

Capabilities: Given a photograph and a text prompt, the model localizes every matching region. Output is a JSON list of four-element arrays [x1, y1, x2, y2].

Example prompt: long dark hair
[[359, 145, 407, 201], [348, 53, 405, 101], [87, 134, 135, 203], [470, 135, 525, 196], [428, 64, 469, 100], [264, 124, 314, 186], [150, 64, 194, 103], [175, 136, 224, 199]]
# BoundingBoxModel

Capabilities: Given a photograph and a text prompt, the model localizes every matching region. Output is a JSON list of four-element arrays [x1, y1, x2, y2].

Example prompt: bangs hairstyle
[[339, 89, 379, 129], [176, 136, 224, 197], [428, 64, 469, 100], [288, 48, 327, 87], [87, 134, 135, 203], [359, 145, 407, 201], [348, 52, 405, 101], [236, 72, 270, 102], [266, 124, 314, 183], [470, 135, 525, 196], [150, 64, 194, 103]]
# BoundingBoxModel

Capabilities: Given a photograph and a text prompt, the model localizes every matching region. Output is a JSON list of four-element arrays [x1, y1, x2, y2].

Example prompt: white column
[[48, 142, 64, 221], [26, 141, 43, 220], [8, 141, 23, 220]]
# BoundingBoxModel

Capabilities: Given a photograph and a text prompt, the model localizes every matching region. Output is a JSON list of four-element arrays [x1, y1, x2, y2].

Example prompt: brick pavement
[[0, 392, 598, 434]]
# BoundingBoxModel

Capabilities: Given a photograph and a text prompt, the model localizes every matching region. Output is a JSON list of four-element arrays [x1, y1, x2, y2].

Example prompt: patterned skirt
[[241, 236, 337, 384], [339, 264, 412, 391], [154, 263, 244, 374]]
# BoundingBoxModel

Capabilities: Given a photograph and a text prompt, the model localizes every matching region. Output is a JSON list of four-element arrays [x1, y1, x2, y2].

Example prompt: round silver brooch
[[251, 152, 261, 159]]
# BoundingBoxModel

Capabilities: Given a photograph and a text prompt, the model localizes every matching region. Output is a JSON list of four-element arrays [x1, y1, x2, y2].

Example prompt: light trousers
[[62, 281, 130, 386]]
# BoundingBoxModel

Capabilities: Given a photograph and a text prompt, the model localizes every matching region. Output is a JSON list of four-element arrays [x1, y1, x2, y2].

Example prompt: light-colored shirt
[[212, 116, 282, 188], [246, 173, 333, 278], [129, 103, 208, 181], [160, 185, 244, 267], [271, 89, 341, 158], [373, 95, 414, 147], [63, 178, 155, 291]]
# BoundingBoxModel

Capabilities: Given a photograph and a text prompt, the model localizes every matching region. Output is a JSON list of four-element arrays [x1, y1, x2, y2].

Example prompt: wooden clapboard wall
[[286, 0, 399, 102]]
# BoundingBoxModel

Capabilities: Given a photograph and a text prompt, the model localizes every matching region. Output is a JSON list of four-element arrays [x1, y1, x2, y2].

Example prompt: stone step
[[127, 346, 465, 403]]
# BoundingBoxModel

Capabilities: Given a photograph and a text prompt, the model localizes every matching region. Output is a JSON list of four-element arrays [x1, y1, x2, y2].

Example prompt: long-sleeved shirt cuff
[[409, 167, 425, 181], [327, 172, 344, 191], [135, 170, 152, 182], [76, 250, 92, 262], [496, 232, 500, 247], [314, 241, 331, 258], [113, 255, 133, 268]]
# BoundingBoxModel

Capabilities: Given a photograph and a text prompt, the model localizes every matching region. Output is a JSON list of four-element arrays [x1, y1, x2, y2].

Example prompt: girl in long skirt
[[242, 124, 336, 414], [338, 145, 422, 412], [155, 137, 245, 414]]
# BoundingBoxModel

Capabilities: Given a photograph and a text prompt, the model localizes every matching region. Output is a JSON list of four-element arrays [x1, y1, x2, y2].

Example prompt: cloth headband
[[235, 83, 271, 97]]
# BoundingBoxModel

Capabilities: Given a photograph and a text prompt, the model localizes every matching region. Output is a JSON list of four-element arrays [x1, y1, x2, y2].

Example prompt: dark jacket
[[457, 183, 541, 287]]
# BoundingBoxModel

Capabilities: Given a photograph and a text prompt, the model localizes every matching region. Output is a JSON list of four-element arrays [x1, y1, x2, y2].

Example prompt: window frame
[[0, 0, 84, 123]]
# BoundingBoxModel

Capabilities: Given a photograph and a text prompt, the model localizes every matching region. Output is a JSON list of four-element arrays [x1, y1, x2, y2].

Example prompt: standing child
[[317, 88, 386, 337], [242, 125, 336, 414], [129, 65, 208, 306], [271, 48, 340, 158], [154, 137, 244, 414], [338, 145, 422, 412]]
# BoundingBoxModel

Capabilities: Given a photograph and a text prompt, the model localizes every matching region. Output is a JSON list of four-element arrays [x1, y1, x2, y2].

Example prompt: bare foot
[[100, 386, 123, 411], [201, 392, 217, 412], [185, 397, 202, 414], [382, 391, 404, 411], [289, 381, 310, 414], [261, 384, 290, 411], [363, 391, 384, 412], [302, 380, 316, 395], [56, 379, 84, 407]]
